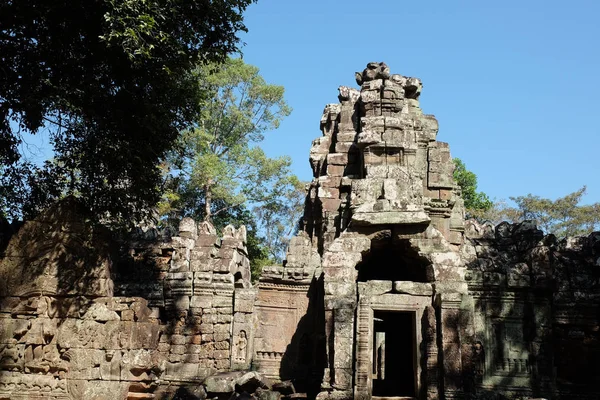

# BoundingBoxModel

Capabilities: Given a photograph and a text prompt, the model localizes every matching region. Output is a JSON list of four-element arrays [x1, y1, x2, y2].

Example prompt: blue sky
[[238, 0, 600, 204]]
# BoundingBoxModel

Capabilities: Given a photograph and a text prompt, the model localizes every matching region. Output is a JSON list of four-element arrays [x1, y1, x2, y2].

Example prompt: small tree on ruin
[[159, 58, 304, 263]]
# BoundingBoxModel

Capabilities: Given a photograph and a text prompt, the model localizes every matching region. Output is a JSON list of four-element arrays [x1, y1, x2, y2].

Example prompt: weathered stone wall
[[0, 200, 254, 399], [461, 220, 600, 399]]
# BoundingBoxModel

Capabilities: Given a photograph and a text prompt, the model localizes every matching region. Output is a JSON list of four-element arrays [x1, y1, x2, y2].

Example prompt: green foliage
[[453, 158, 493, 217], [507, 187, 600, 237], [160, 58, 303, 266], [473, 187, 600, 238], [0, 0, 254, 223], [255, 176, 306, 262]]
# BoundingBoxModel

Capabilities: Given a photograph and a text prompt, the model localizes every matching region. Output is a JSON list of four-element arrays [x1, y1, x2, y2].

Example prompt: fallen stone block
[[203, 371, 245, 394], [235, 371, 271, 393], [272, 381, 295, 395]]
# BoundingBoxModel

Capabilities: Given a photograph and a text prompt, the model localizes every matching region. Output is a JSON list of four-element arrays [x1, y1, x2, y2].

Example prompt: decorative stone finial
[[223, 224, 236, 238], [355, 62, 390, 85], [235, 225, 247, 243], [198, 220, 216, 235], [178, 217, 197, 238]]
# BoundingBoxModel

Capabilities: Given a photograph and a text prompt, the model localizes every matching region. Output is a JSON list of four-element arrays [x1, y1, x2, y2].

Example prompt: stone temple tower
[[306, 62, 465, 250], [273, 61, 470, 399]]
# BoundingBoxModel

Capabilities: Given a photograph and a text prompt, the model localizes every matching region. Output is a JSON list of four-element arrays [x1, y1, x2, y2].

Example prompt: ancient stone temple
[[1, 63, 599, 400]]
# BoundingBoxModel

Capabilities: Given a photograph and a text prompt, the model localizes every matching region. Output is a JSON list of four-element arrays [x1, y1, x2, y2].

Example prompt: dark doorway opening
[[372, 310, 416, 398], [356, 236, 432, 283]]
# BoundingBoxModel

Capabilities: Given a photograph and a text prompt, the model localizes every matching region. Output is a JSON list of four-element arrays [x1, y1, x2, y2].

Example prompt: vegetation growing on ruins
[[0, 0, 255, 223], [483, 187, 600, 238], [452, 158, 493, 217], [158, 58, 305, 264], [454, 158, 600, 237]]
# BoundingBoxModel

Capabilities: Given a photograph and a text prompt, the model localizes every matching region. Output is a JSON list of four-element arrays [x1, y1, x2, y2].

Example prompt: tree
[[160, 58, 303, 262], [0, 0, 254, 223], [254, 177, 306, 262], [453, 158, 493, 218], [506, 187, 600, 237]]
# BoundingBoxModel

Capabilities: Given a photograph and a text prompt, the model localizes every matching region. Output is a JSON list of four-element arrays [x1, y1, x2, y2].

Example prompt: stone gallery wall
[[462, 220, 600, 399], [0, 199, 256, 399], [0, 63, 599, 400]]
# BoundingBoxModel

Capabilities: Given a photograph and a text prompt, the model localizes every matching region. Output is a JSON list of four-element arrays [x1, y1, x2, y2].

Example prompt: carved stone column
[[439, 293, 464, 399], [424, 305, 439, 400]]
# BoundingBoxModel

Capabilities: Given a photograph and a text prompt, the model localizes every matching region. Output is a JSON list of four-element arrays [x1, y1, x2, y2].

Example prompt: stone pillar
[[231, 287, 257, 370], [439, 293, 464, 399], [320, 234, 370, 399], [354, 293, 372, 400], [424, 305, 439, 400]]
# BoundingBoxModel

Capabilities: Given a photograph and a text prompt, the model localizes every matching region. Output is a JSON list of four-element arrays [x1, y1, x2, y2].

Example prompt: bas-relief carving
[[232, 330, 248, 366], [254, 306, 301, 354]]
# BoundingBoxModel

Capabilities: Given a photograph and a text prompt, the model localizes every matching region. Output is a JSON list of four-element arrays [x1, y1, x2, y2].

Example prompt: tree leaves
[[508, 187, 600, 237], [160, 58, 302, 262], [0, 0, 255, 223], [452, 158, 493, 217]]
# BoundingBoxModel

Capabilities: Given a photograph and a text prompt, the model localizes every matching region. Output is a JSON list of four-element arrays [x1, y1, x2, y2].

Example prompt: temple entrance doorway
[[372, 310, 417, 399]]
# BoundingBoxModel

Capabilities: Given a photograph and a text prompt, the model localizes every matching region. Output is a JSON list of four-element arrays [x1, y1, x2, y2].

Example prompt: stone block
[[191, 295, 213, 309], [165, 361, 199, 380], [170, 334, 186, 345], [217, 314, 232, 324], [318, 186, 340, 199], [171, 345, 186, 355], [213, 349, 230, 360], [258, 390, 282, 400], [325, 282, 355, 297], [234, 290, 257, 313], [214, 323, 231, 335], [393, 281, 434, 296], [204, 371, 245, 393], [131, 323, 161, 349], [202, 313, 217, 324], [327, 153, 349, 166], [214, 332, 230, 342], [190, 259, 213, 272], [323, 251, 362, 269], [324, 267, 356, 281], [215, 359, 231, 370], [335, 142, 355, 153], [120, 309, 134, 321], [213, 295, 233, 308]]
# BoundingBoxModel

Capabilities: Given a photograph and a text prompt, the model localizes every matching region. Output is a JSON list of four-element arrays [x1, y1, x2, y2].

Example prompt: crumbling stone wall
[[0, 200, 254, 399], [461, 220, 600, 399]]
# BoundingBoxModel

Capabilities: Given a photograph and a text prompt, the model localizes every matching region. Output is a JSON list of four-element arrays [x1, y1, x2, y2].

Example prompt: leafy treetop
[[452, 158, 493, 218], [159, 58, 303, 263], [0, 0, 254, 224]]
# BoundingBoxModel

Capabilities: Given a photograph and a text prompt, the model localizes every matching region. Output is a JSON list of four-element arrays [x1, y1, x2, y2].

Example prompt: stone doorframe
[[355, 281, 433, 400]]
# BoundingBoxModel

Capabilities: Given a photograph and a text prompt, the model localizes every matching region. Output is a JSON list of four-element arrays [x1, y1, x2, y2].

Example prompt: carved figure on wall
[[0, 341, 22, 371], [473, 341, 485, 383], [234, 330, 248, 363]]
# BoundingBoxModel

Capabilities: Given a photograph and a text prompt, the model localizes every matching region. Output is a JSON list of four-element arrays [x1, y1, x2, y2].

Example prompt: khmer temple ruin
[[1, 62, 599, 400]]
